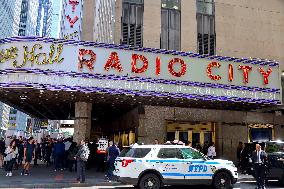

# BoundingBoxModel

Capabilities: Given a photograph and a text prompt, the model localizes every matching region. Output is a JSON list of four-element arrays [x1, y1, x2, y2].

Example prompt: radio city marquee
[[0, 37, 281, 105]]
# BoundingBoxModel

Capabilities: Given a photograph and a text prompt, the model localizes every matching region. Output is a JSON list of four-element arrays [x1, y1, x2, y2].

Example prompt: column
[[73, 102, 92, 144]]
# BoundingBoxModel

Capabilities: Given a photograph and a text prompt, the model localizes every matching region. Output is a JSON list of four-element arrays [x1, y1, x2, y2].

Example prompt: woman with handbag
[[4, 140, 18, 176]]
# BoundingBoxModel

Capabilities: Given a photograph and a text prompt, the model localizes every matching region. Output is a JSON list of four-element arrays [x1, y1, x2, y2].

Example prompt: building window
[[196, 0, 215, 55], [121, 0, 144, 47], [161, 0, 181, 50]]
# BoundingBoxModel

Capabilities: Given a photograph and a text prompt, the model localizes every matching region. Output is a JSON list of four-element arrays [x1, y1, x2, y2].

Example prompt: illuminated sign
[[60, 0, 83, 40], [0, 37, 281, 105]]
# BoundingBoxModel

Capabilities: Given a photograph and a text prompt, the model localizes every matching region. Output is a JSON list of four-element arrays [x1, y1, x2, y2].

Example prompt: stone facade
[[82, 0, 284, 70], [138, 105, 284, 162], [74, 102, 92, 143], [215, 0, 284, 70]]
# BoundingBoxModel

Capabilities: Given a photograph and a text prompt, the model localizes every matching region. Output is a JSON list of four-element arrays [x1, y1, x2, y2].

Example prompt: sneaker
[[60, 168, 63, 171], [54, 169, 57, 172], [9, 172, 12, 177], [5, 173, 9, 177]]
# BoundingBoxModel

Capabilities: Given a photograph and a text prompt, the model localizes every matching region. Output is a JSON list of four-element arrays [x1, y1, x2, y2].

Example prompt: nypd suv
[[114, 144, 238, 189]]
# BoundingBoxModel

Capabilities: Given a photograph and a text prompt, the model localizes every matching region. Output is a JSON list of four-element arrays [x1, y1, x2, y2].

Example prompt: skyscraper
[[0, 0, 22, 39], [50, 0, 62, 38], [18, 0, 39, 36], [36, 0, 53, 37]]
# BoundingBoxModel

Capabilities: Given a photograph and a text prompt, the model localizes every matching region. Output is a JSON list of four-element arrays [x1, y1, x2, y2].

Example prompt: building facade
[[18, 0, 39, 36], [50, 0, 62, 38], [36, 0, 53, 37], [0, 0, 23, 39], [79, 0, 284, 162]]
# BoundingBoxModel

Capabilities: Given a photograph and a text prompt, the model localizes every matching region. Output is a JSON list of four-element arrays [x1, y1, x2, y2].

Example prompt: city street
[[0, 165, 283, 189]]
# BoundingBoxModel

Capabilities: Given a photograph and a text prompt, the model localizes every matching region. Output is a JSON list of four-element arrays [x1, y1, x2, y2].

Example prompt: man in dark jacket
[[106, 141, 120, 181], [53, 139, 65, 171], [251, 144, 268, 189]]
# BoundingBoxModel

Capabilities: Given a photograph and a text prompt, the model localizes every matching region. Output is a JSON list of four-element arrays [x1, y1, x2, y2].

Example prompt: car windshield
[[266, 142, 284, 153], [119, 147, 151, 158], [180, 148, 208, 160]]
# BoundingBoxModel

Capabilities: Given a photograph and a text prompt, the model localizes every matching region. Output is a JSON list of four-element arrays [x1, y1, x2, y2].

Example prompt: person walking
[[237, 142, 243, 169], [207, 142, 216, 159], [54, 138, 65, 171], [251, 144, 268, 189], [64, 138, 72, 169], [21, 137, 35, 176], [4, 140, 18, 176], [17, 137, 24, 168], [68, 142, 78, 172], [75, 139, 90, 183], [106, 141, 120, 181], [45, 139, 53, 167], [0, 137, 5, 169]]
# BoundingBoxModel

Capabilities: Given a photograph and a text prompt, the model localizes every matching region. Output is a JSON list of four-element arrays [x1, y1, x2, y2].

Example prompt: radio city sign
[[0, 37, 281, 105]]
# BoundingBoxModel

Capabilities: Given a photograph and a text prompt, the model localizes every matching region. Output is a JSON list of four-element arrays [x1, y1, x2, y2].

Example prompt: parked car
[[240, 141, 284, 184], [114, 143, 238, 189]]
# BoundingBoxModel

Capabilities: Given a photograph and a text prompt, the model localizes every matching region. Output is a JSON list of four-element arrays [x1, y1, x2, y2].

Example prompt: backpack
[[79, 146, 90, 162]]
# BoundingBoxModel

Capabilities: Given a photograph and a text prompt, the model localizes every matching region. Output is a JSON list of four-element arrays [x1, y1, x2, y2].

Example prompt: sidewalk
[[0, 165, 255, 188], [0, 165, 121, 188]]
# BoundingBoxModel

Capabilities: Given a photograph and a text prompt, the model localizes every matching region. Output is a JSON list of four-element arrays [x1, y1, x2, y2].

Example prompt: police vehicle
[[114, 144, 238, 189]]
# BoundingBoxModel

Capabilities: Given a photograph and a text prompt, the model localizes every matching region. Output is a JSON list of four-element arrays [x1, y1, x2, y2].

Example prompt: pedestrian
[[54, 138, 65, 171], [75, 139, 90, 183], [106, 141, 120, 182], [0, 137, 5, 169], [17, 137, 24, 168], [203, 141, 209, 155], [207, 142, 216, 159], [237, 141, 243, 168], [4, 140, 18, 176], [45, 139, 53, 167], [251, 143, 268, 189], [21, 137, 35, 176], [64, 138, 72, 168], [185, 141, 192, 147], [154, 139, 159, 145], [67, 142, 78, 172]]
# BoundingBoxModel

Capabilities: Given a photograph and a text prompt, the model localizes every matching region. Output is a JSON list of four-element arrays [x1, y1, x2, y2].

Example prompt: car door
[[180, 148, 214, 184], [155, 148, 186, 185]]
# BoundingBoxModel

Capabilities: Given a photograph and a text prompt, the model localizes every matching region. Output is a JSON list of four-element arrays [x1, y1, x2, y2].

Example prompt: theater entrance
[[166, 121, 216, 148]]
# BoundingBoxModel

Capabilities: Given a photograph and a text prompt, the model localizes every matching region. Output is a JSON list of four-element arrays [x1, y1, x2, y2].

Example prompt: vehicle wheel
[[138, 173, 161, 189], [213, 172, 233, 189]]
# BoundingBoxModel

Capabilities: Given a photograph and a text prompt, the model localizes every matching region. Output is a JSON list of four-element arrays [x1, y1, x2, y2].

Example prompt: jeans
[[77, 160, 86, 182], [55, 155, 63, 170], [5, 158, 15, 172], [106, 162, 115, 179]]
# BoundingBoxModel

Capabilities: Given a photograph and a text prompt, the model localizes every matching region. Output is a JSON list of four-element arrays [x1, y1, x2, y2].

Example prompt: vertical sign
[[60, 0, 83, 40]]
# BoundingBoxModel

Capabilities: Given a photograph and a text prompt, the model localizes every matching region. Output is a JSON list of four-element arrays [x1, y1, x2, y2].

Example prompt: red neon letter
[[66, 15, 79, 28], [156, 57, 161, 76], [69, 0, 79, 12], [239, 65, 252, 84], [228, 64, 233, 82], [104, 52, 123, 72], [168, 58, 187, 77], [259, 67, 272, 85], [132, 54, 149, 73], [207, 62, 222, 81], [78, 49, 96, 71]]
